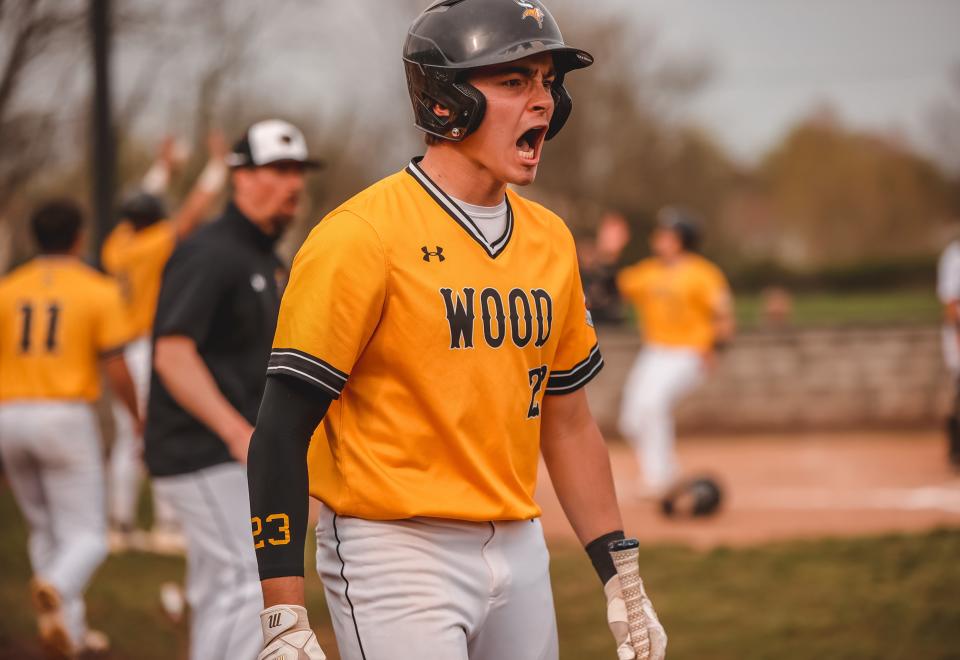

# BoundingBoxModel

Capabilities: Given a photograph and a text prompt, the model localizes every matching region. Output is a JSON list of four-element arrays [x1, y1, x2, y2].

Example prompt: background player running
[[101, 130, 228, 553], [617, 208, 735, 498], [248, 2, 666, 659], [0, 201, 140, 657]]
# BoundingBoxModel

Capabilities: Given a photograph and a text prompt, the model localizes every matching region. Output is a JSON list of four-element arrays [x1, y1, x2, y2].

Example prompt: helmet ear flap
[[404, 61, 487, 142], [546, 80, 572, 141], [450, 81, 486, 140]]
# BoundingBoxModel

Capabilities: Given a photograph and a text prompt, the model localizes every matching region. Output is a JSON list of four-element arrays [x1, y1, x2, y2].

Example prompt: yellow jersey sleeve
[[545, 245, 603, 395], [268, 211, 387, 399], [96, 280, 134, 356]]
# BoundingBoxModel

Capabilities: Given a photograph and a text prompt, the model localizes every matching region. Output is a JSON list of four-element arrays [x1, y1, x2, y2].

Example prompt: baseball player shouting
[[247, 2, 666, 659], [0, 201, 140, 657], [617, 209, 734, 497]]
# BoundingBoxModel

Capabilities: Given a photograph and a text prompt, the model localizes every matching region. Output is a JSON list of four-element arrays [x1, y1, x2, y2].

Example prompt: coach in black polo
[[145, 119, 320, 660]]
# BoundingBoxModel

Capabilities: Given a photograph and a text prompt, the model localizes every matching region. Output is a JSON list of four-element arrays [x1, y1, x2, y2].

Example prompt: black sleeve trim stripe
[[271, 348, 348, 381], [267, 348, 348, 399], [549, 343, 600, 378], [546, 345, 604, 395]]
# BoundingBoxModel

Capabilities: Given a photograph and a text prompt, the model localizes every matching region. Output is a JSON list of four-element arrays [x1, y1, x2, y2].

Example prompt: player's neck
[[419, 147, 507, 207], [37, 243, 82, 259]]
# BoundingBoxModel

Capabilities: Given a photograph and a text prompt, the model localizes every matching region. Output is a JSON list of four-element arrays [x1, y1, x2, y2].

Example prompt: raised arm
[[169, 130, 229, 240], [140, 135, 186, 196]]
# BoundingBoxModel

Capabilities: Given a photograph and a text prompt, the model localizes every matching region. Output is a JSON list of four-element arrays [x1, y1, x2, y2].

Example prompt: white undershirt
[[451, 195, 509, 245]]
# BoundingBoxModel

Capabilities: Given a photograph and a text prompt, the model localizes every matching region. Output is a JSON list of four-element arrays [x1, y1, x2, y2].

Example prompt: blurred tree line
[[1, 0, 958, 292]]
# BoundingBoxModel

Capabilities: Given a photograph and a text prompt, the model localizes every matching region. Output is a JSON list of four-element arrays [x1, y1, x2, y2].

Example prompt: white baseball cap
[[226, 119, 323, 168]]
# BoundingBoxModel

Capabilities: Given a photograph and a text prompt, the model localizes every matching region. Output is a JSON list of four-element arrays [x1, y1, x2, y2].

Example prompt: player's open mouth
[[516, 126, 547, 163]]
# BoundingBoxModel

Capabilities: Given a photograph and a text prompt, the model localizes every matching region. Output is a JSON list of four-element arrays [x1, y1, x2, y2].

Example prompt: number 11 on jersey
[[18, 301, 61, 353]]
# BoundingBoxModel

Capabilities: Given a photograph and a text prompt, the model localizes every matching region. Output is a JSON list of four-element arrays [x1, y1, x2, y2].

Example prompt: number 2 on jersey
[[527, 365, 548, 418], [18, 302, 61, 353]]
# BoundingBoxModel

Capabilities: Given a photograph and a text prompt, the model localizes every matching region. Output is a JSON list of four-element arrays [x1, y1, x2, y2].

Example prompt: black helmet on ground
[[402, 0, 593, 142], [659, 475, 724, 518]]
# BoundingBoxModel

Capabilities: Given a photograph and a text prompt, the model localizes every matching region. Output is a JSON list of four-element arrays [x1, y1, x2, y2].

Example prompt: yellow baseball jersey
[[101, 219, 177, 337], [617, 254, 729, 350], [270, 158, 602, 522], [0, 257, 132, 402]]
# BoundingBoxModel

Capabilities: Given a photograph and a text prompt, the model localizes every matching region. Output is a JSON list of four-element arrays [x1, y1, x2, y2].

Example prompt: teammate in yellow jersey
[[247, 2, 665, 660], [617, 208, 735, 497], [0, 201, 141, 657], [100, 131, 228, 552]]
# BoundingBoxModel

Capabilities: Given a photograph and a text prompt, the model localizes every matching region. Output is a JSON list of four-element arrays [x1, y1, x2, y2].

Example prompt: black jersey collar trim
[[223, 202, 279, 253], [405, 157, 514, 259]]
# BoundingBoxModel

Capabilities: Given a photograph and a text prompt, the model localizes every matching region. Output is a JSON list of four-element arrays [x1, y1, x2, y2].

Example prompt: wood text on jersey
[[439, 287, 553, 350]]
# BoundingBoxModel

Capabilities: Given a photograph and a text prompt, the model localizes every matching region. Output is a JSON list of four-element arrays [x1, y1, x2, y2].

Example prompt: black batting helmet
[[656, 206, 702, 252], [119, 191, 167, 230], [660, 475, 724, 518], [402, 0, 594, 142]]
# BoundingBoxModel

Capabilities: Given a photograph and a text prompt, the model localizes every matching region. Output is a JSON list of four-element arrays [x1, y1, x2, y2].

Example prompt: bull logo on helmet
[[514, 0, 545, 28]]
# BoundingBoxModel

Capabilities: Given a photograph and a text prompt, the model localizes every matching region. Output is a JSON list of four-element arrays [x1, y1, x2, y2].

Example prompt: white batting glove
[[604, 575, 667, 660], [258, 605, 326, 660]]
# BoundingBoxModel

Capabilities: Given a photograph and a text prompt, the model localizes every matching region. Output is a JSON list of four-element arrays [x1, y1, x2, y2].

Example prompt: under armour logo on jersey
[[422, 246, 445, 262]]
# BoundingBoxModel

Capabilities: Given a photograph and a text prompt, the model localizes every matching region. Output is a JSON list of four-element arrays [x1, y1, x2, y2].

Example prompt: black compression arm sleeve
[[247, 374, 332, 580]]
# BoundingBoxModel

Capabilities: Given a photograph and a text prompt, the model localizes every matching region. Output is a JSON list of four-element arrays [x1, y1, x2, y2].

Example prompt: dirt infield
[[536, 431, 960, 547]]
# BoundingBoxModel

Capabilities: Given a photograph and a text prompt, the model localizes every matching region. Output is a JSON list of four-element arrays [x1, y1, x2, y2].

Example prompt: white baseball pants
[[153, 463, 263, 660], [108, 336, 178, 529], [0, 401, 108, 644], [315, 505, 558, 660], [618, 344, 704, 493], [942, 325, 960, 378]]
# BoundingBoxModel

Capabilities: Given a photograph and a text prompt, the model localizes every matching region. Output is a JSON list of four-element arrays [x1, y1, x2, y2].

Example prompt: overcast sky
[[107, 0, 960, 170], [610, 0, 960, 164]]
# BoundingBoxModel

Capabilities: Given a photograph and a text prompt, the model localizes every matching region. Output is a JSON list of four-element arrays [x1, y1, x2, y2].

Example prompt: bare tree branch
[[0, 3, 84, 124]]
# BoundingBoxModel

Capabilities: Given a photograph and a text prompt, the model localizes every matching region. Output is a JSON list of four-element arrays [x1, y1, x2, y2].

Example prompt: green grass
[[733, 289, 942, 329], [2, 483, 959, 659]]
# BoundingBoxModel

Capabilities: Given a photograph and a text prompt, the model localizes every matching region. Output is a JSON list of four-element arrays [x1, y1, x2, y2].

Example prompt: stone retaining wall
[[586, 325, 953, 434]]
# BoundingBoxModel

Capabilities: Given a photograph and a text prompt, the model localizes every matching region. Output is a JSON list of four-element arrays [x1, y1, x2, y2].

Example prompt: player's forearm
[[540, 389, 623, 545], [140, 158, 171, 196], [154, 335, 249, 442], [102, 353, 141, 425], [261, 577, 306, 607], [713, 295, 735, 343], [248, 375, 331, 596]]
